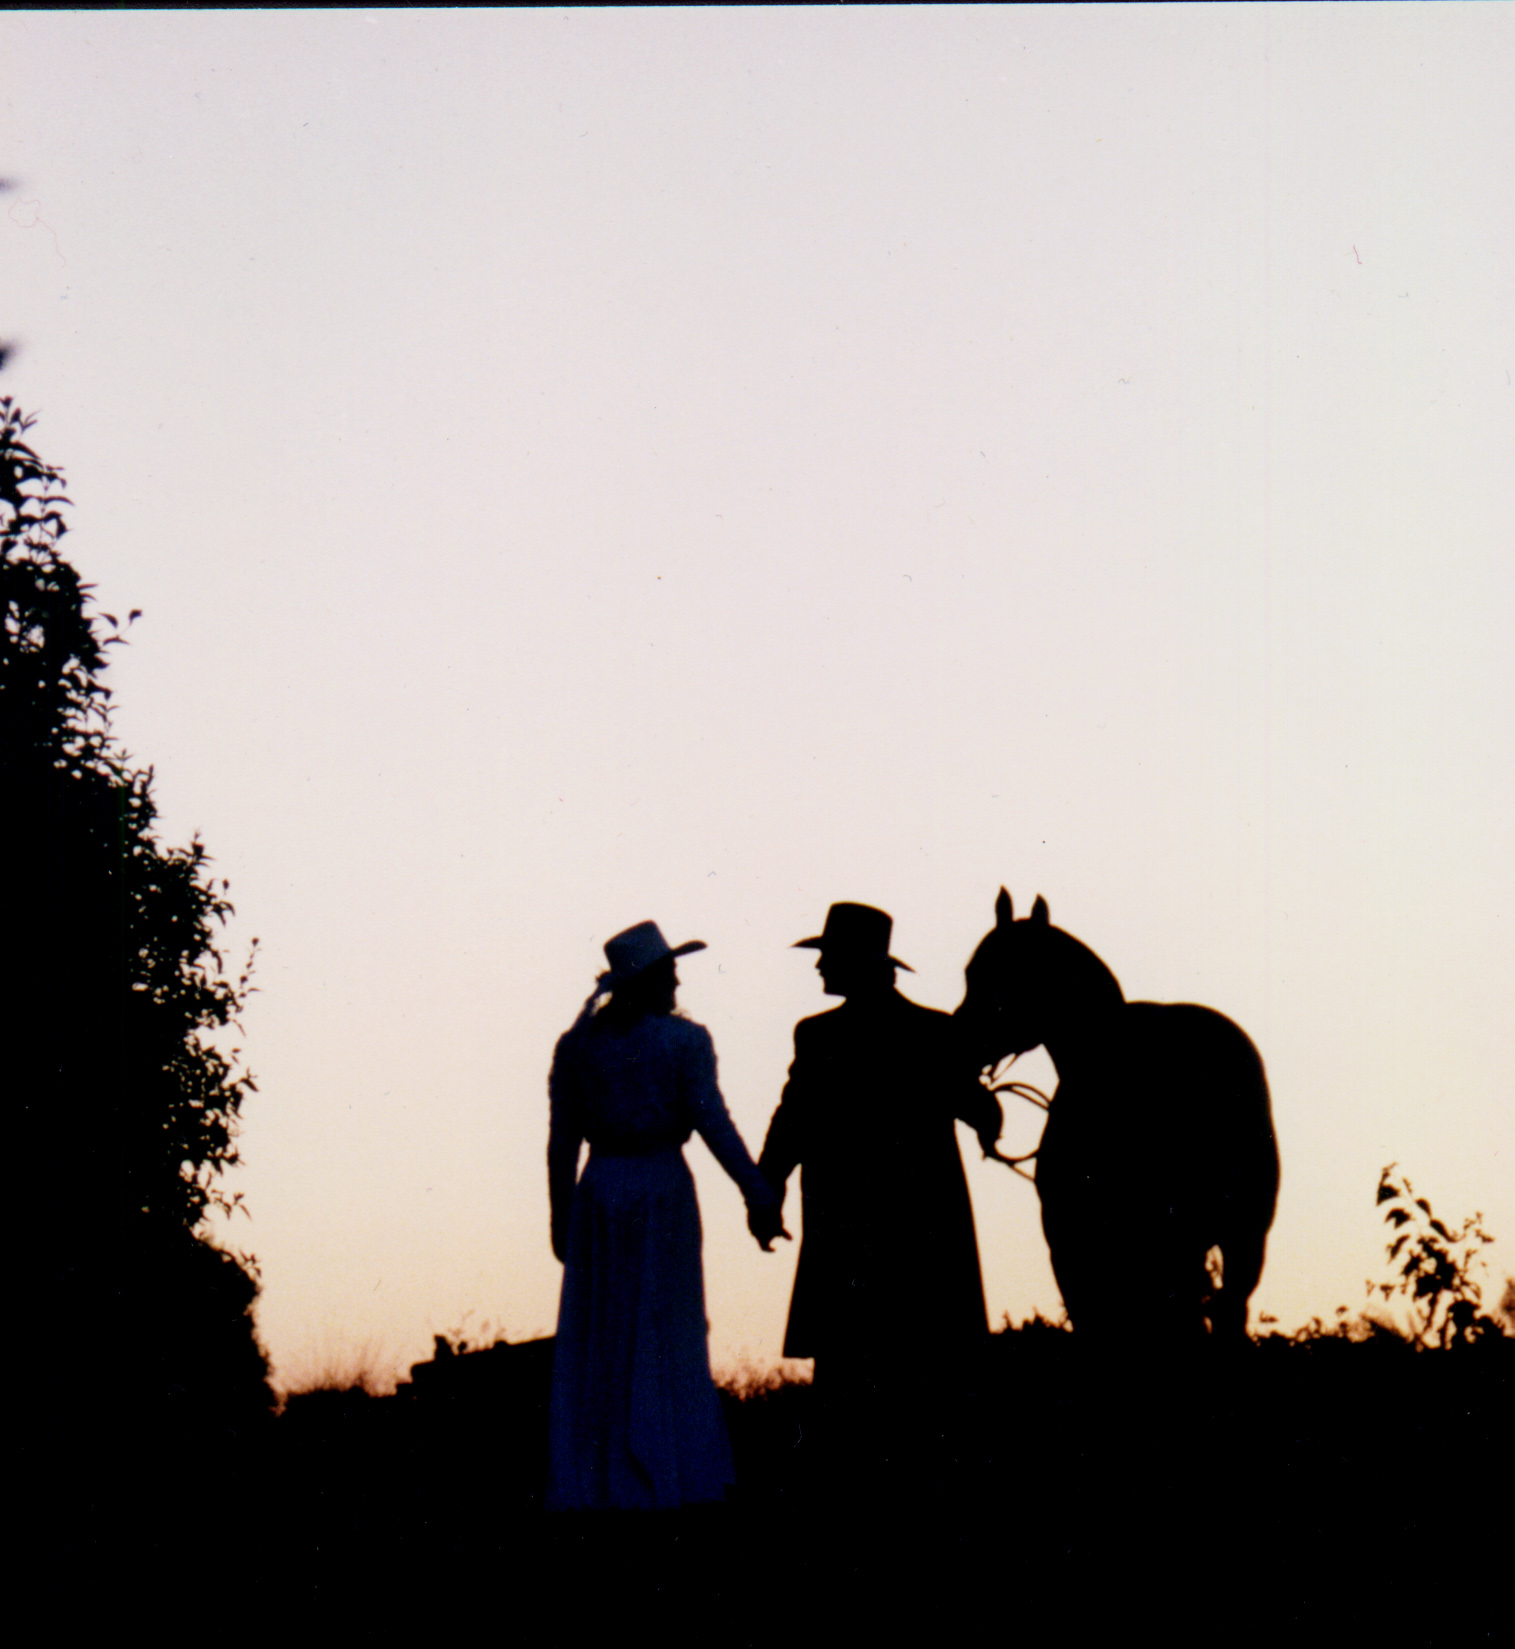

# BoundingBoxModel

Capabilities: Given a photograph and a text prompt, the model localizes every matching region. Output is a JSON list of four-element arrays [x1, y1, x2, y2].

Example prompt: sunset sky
[[5, 5, 1511, 1389]]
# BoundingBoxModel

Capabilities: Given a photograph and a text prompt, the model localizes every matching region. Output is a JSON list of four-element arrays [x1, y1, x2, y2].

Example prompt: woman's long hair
[[563, 956, 677, 1043]]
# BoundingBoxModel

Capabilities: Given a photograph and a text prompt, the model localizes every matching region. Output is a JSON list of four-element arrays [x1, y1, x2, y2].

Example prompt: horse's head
[[954, 888, 1124, 1074], [954, 888, 1054, 1071]]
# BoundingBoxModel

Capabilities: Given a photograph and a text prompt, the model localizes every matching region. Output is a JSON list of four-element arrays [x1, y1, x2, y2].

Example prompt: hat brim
[[603, 939, 706, 986], [791, 937, 913, 972]]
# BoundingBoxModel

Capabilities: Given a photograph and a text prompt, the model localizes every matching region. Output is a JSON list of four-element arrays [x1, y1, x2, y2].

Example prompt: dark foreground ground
[[41, 1325, 1512, 1646]]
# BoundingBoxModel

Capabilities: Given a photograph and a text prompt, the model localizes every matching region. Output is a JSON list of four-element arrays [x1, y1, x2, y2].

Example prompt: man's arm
[[757, 1020, 813, 1199], [945, 1022, 1003, 1155]]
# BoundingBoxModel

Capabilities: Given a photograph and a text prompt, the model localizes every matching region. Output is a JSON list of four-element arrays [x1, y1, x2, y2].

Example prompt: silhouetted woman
[[547, 921, 784, 1511]]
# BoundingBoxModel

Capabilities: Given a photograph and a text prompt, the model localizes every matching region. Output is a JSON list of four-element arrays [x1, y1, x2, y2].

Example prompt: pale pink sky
[[5, 6, 1511, 1389]]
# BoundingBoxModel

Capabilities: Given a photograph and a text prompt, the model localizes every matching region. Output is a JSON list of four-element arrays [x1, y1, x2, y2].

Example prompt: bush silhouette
[[1368, 1163, 1504, 1348], [2, 397, 271, 1487]]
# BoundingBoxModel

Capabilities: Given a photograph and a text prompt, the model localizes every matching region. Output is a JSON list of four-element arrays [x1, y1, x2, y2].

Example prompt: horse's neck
[[1041, 938, 1125, 1083], [1043, 1015, 1123, 1085]]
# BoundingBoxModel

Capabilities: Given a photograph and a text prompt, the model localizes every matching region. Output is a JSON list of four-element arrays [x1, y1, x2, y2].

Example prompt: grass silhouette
[[74, 1171, 1511, 1643]]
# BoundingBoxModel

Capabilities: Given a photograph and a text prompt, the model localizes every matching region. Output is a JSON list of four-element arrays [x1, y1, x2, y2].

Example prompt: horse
[[955, 889, 1279, 1344]]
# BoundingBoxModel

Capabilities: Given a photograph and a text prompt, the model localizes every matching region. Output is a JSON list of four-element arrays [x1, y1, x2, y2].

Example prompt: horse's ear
[[995, 887, 1014, 928], [1031, 895, 1050, 926]]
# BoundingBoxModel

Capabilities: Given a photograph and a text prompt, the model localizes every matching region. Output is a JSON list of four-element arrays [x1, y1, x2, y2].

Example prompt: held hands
[[747, 1196, 791, 1253]]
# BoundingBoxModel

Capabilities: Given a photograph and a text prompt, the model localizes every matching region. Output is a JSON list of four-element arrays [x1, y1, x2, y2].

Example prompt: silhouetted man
[[759, 903, 1001, 1438]]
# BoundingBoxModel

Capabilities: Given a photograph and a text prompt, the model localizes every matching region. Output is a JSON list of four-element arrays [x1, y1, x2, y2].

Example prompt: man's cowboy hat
[[792, 903, 913, 971], [601, 920, 706, 987]]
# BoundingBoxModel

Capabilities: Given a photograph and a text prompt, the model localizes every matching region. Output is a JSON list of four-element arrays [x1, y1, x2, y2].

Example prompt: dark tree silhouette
[[2, 397, 271, 1495]]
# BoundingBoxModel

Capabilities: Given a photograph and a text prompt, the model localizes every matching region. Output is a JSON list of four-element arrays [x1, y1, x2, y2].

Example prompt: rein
[[981, 1055, 1051, 1183]]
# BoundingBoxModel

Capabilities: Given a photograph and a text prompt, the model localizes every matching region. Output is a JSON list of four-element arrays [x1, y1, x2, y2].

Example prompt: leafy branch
[[1368, 1164, 1501, 1349]]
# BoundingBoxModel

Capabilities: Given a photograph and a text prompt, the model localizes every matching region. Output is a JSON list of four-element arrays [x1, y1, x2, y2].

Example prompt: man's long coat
[[759, 989, 998, 1360]]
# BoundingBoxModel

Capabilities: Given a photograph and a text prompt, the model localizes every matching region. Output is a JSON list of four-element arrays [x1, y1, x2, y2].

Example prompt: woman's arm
[[683, 1025, 782, 1218], [547, 1035, 585, 1262]]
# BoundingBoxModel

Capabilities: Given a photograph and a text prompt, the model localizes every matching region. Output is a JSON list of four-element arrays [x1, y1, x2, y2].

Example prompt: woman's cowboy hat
[[600, 920, 706, 987], [792, 902, 913, 971]]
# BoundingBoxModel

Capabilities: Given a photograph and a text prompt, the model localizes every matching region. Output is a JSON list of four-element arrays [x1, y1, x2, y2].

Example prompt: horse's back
[[1126, 999, 1261, 1064]]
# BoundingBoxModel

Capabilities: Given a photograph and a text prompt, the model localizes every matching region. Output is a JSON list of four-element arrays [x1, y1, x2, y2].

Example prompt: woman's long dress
[[546, 1009, 771, 1511]]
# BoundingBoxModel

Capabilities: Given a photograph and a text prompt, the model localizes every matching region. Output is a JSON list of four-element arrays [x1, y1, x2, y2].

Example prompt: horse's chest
[[1036, 1083, 1158, 1203]]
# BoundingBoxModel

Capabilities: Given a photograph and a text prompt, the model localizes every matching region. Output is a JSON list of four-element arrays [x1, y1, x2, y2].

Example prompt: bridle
[[980, 1052, 1050, 1182]]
